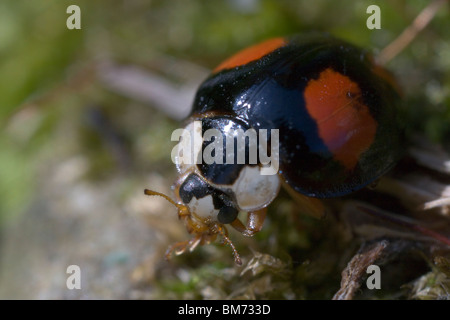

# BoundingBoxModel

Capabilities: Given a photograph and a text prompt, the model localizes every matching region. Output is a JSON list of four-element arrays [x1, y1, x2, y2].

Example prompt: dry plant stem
[[98, 62, 201, 121], [357, 206, 450, 247], [422, 197, 450, 211], [333, 240, 389, 300], [374, 136, 450, 216], [377, 0, 448, 65], [409, 147, 450, 174]]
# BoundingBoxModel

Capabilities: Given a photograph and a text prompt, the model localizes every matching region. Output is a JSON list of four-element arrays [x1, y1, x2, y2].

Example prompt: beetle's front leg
[[165, 234, 202, 260], [230, 208, 267, 237], [165, 231, 219, 260]]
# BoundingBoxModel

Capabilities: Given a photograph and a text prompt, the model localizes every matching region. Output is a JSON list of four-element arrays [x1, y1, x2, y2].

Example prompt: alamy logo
[[366, 264, 381, 289], [66, 5, 81, 30], [66, 265, 81, 290], [171, 121, 279, 175]]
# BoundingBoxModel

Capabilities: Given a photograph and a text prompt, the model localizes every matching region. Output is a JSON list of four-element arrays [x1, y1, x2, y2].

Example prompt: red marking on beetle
[[304, 68, 378, 170], [213, 37, 287, 73]]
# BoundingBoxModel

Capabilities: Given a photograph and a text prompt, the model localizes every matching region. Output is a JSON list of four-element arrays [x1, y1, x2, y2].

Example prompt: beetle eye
[[217, 206, 239, 224]]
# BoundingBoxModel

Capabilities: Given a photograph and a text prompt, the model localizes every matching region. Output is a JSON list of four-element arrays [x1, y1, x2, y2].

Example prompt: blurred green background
[[0, 0, 449, 299]]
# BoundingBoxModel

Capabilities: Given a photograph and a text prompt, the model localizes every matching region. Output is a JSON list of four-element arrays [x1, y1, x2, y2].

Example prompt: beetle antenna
[[144, 189, 188, 213], [215, 225, 242, 265]]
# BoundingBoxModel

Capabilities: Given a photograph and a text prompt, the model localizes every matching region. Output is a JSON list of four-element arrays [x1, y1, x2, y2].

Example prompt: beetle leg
[[230, 208, 267, 237], [165, 240, 189, 260], [212, 224, 242, 265], [164, 234, 203, 260]]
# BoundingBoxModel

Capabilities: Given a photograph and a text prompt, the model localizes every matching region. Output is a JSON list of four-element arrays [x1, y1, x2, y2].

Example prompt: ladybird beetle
[[145, 33, 403, 264]]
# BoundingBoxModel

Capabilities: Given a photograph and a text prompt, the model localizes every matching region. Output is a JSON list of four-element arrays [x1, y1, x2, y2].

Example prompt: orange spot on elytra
[[213, 37, 287, 73], [304, 68, 377, 170]]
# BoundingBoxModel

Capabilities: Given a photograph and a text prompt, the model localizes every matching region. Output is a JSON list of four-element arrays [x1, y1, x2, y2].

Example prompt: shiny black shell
[[189, 33, 403, 198]]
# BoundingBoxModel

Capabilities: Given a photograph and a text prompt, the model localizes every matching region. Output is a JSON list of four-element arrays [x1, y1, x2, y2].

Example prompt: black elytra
[[188, 33, 404, 198]]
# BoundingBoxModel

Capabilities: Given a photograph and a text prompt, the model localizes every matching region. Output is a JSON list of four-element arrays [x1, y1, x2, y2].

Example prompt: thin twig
[[333, 240, 389, 300], [98, 61, 204, 121], [377, 0, 448, 65]]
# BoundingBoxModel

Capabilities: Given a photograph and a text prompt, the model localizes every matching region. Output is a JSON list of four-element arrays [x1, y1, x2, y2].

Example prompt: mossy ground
[[0, 0, 449, 300]]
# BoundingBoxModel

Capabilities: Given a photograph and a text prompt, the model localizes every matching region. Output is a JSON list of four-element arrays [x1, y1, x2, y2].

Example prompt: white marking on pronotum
[[171, 121, 203, 173], [171, 121, 279, 175]]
